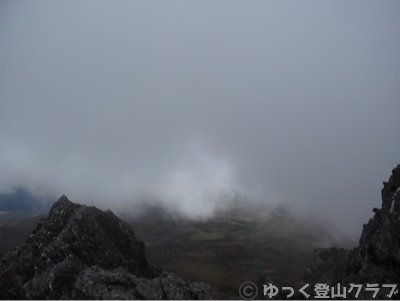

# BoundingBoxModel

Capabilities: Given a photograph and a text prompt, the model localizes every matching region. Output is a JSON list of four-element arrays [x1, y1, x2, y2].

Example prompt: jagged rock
[[70, 266, 210, 300], [258, 164, 400, 299], [0, 195, 211, 299], [360, 165, 400, 269]]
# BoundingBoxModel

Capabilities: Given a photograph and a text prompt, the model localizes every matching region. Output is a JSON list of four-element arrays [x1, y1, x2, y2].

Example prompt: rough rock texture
[[0, 195, 211, 299], [258, 164, 400, 299]]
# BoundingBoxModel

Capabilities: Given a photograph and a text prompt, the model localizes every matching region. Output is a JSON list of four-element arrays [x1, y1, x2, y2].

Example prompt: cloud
[[0, 1, 400, 239], [152, 142, 241, 219]]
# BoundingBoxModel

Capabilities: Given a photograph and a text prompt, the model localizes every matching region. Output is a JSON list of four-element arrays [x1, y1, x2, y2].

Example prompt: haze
[[1, 1, 399, 239]]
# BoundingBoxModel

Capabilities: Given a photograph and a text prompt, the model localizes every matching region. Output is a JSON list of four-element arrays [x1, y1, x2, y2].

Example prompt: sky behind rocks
[[1, 1, 400, 238]]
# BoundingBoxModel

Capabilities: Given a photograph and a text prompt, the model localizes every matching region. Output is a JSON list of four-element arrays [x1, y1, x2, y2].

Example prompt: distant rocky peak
[[49, 194, 80, 213]]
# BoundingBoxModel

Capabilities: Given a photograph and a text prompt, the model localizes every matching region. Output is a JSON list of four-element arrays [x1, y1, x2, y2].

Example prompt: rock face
[[0, 195, 211, 299], [258, 164, 400, 299]]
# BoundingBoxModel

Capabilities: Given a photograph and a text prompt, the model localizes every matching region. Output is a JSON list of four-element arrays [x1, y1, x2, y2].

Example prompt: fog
[[1, 1, 399, 239]]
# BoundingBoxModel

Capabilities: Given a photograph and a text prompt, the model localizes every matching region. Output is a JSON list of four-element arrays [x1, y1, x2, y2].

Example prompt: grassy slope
[[0, 214, 45, 257], [129, 211, 336, 299]]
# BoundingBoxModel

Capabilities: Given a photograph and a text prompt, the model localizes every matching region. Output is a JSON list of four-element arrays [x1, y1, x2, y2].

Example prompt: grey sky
[[1, 1, 399, 238]]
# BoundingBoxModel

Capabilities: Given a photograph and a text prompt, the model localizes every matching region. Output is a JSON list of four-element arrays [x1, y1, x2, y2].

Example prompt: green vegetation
[[130, 213, 329, 299]]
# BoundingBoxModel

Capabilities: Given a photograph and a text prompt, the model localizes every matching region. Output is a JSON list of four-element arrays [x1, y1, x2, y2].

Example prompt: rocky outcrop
[[258, 164, 400, 299], [0, 195, 211, 299]]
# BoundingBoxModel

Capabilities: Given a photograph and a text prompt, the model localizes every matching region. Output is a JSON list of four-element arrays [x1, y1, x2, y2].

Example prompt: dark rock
[[0, 195, 211, 299], [70, 266, 211, 300], [257, 164, 400, 299]]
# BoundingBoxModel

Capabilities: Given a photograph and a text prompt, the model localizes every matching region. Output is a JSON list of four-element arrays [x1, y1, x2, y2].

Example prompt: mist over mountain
[[0, 187, 52, 212], [1, 1, 400, 241], [1, 164, 399, 299]]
